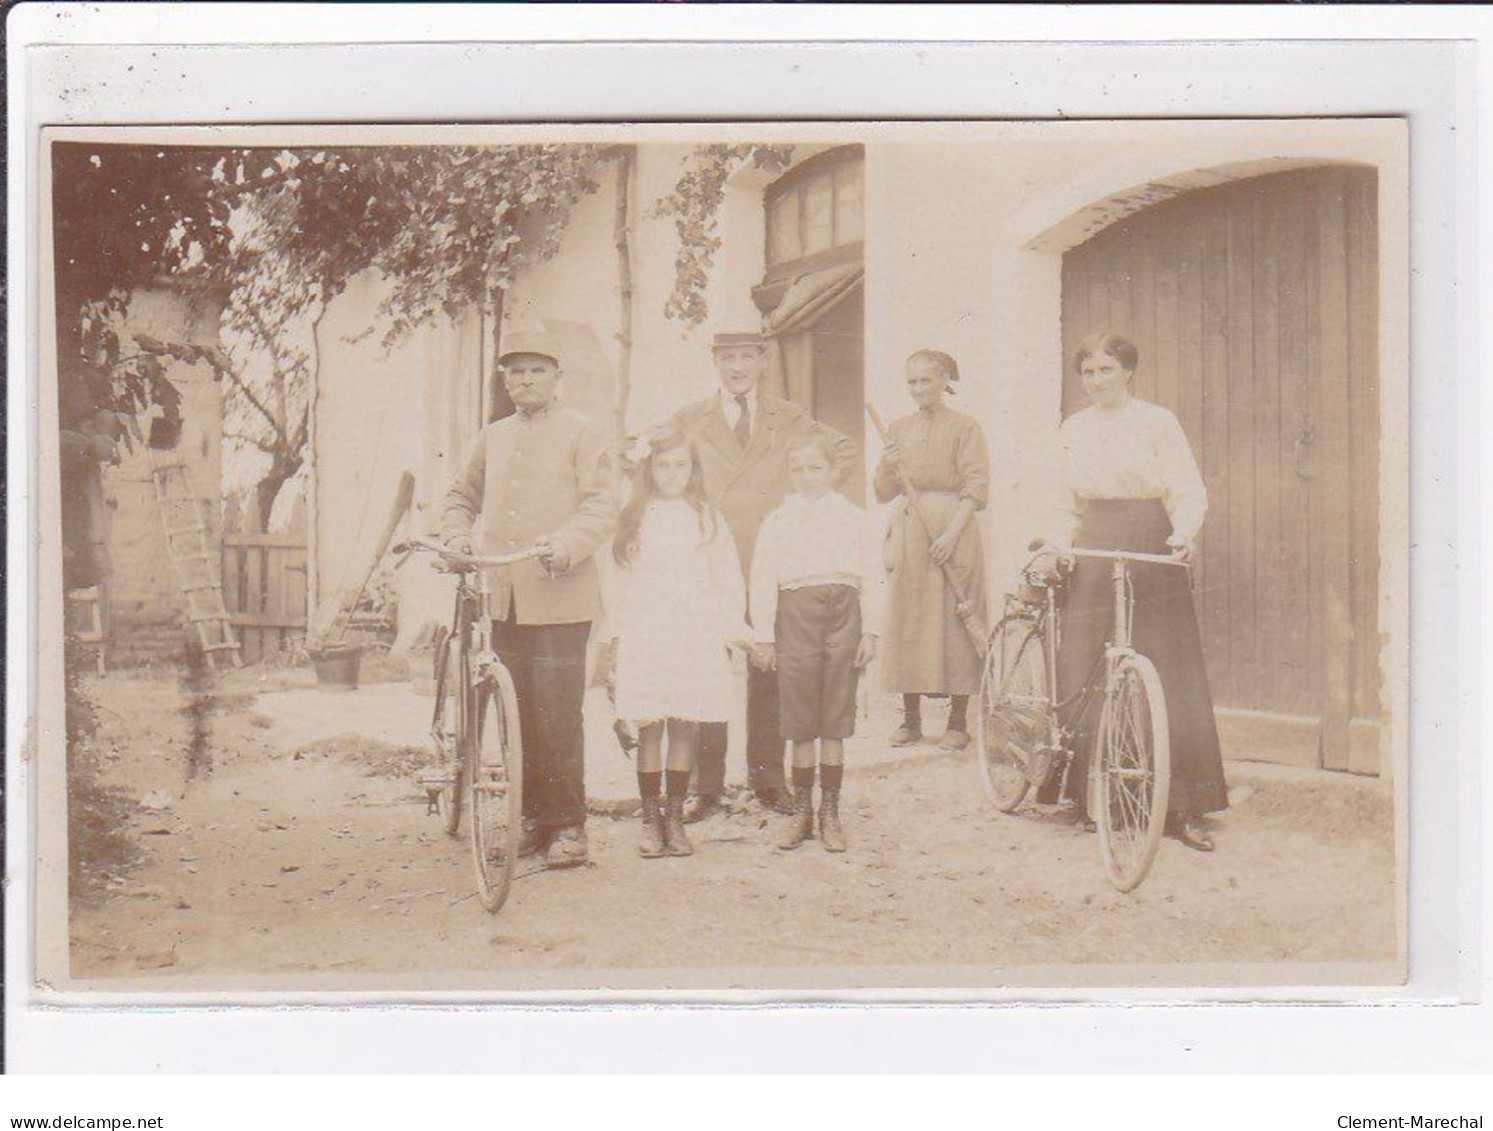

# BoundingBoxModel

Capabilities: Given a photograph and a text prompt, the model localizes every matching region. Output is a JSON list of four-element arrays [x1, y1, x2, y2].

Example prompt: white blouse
[[750, 490, 887, 641], [1056, 398, 1208, 548]]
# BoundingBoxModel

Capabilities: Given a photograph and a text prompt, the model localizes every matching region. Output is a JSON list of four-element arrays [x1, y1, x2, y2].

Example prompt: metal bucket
[[310, 643, 363, 691]]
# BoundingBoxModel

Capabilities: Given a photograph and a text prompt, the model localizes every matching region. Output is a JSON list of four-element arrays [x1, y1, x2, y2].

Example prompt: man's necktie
[[733, 394, 751, 447]]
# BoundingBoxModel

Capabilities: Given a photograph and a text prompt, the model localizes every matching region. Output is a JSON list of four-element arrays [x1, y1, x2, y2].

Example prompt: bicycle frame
[[435, 570, 488, 771], [400, 537, 543, 804], [982, 542, 1188, 889], [1011, 544, 1189, 791], [398, 536, 542, 911]]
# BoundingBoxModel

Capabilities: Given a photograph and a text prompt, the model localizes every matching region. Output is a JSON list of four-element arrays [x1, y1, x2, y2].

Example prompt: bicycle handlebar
[[1024, 541, 1190, 571], [394, 536, 549, 571]]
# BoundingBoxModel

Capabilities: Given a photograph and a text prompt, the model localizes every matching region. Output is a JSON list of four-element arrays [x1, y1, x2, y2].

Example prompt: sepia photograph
[[36, 117, 1408, 995]]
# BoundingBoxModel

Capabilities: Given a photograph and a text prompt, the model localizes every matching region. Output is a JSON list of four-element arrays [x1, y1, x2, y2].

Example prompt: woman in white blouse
[[1044, 332, 1228, 852]]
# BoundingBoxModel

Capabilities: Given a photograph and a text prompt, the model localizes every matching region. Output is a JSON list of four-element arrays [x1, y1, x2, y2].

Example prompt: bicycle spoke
[[977, 617, 1052, 811], [1111, 764, 1142, 851], [1103, 671, 1157, 865], [1094, 653, 1170, 893]]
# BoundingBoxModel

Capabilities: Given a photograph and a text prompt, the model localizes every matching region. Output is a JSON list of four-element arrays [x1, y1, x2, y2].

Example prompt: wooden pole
[[304, 303, 326, 631], [612, 147, 635, 440]]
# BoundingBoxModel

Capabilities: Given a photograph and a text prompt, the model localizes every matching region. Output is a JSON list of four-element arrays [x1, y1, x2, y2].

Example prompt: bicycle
[[396, 536, 543, 913], [975, 541, 1187, 892]]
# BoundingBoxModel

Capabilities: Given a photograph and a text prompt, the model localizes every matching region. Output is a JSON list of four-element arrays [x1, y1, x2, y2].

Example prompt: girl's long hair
[[614, 424, 719, 566]]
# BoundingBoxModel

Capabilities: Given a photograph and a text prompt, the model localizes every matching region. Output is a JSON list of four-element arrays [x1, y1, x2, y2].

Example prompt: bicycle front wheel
[[469, 664, 524, 914], [430, 626, 465, 839], [1095, 653, 1171, 892], [975, 613, 1050, 812]]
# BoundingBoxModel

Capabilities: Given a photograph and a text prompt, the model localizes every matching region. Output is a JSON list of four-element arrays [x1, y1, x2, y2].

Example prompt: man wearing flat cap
[[442, 330, 618, 868], [671, 328, 857, 820]]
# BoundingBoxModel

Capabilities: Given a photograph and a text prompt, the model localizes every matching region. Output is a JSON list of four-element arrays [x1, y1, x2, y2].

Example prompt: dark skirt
[[1041, 498, 1228, 815]]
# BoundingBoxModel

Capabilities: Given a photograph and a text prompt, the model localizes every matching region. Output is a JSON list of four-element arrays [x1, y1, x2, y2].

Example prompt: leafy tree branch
[[650, 143, 794, 326]]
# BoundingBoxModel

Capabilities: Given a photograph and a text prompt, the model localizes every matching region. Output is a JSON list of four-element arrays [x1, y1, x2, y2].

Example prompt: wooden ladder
[[149, 456, 242, 670]]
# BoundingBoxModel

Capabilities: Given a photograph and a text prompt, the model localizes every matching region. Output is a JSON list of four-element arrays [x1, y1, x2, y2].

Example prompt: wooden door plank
[[286, 549, 309, 636], [1151, 212, 1183, 424], [1199, 203, 1233, 703], [1108, 240, 1137, 390], [1225, 190, 1259, 713], [1130, 223, 1160, 404], [1175, 202, 1209, 614], [1056, 167, 1372, 739], [1313, 172, 1355, 771], [266, 544, 286, 632], [1346, 171, 1382, 732], [1275, 182, 1316, 717], [1087, 238, 1113, 338], [245, 544, 264, 620], [1250, 188, 1287, 715], [1303, 182, 1327, 753]]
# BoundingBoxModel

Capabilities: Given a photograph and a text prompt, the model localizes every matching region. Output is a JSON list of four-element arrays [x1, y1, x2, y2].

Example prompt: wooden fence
[[221, 532, 308, 664]]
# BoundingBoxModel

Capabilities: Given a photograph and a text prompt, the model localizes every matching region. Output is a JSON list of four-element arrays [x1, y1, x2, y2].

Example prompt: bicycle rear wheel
[[469, 664, 524, 914], [976, 613, 1050, 812], [1095, 653, 1171, 892]]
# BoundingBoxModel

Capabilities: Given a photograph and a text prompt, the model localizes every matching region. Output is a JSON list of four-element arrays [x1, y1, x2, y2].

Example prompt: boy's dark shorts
[[775, 584, 863, 741]]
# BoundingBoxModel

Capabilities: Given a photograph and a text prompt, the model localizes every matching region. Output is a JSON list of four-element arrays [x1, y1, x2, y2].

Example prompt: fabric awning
[[762, 261, 864, 338], [756, 260, 864, 401]]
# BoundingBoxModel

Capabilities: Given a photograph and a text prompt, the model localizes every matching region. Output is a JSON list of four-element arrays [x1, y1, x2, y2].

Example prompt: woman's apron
[[880, 491, 986, 696], [1041, 497, 1228, 815]]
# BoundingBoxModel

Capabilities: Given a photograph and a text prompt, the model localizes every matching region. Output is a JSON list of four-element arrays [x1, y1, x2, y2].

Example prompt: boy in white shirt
[[750, 430, 886, 852]]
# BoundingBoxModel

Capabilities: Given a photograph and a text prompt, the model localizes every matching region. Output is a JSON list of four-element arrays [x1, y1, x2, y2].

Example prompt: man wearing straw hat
[[670, 328, 856, 821], [441, 329, 618, 869]]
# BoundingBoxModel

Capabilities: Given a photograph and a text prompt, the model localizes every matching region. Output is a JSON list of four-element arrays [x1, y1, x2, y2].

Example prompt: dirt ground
[[63, 667, 1399, 990]]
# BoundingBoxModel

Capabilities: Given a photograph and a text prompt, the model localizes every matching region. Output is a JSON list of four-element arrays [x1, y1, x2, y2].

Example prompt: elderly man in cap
[[671, 329, 857, 821], [441, 330, 618, 868]]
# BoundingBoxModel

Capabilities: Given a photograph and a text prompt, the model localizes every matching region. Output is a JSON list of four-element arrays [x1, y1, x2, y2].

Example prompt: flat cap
[[497, 328, 564, 367]]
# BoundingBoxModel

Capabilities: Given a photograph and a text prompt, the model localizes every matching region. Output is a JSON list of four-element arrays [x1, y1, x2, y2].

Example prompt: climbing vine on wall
[[651, 143, 795, 326]]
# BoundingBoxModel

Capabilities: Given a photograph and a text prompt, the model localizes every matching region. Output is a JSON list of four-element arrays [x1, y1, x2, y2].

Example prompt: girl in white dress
[[610, 425, 749, 858]]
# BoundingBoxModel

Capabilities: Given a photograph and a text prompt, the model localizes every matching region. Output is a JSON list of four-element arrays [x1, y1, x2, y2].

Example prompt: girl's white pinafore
[[612, 499, 747, 724]]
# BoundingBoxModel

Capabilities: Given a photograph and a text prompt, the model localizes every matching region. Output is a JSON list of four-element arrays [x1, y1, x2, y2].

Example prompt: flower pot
[[309, 643, 363, 691]]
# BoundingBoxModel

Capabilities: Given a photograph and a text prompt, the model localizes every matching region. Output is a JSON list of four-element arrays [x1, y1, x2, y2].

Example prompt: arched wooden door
[[1059, 167, 1380, 771]]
